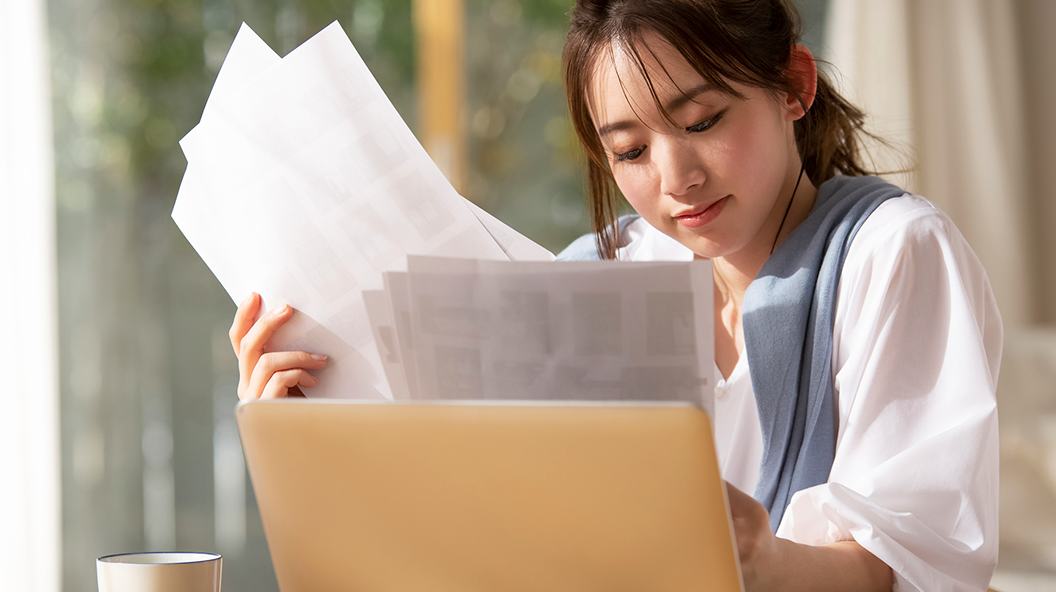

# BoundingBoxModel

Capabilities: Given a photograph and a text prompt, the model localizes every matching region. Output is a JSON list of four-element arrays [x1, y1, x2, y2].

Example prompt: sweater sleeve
[[776, 196, 1002, 592]]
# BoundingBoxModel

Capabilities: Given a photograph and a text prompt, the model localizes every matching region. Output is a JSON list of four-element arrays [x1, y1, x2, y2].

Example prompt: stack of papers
[[173, 21, 714, 409], [367, 256, 713, 409]]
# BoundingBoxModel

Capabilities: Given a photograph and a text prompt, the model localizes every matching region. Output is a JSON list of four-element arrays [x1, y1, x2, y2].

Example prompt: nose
[[656, 139, 706, 197]]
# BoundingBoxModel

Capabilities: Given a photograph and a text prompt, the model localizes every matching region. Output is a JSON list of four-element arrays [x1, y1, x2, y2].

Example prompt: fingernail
[[311, 353, 328, 361], [271, 304, 289, 315], [241, 293, 255, 306]]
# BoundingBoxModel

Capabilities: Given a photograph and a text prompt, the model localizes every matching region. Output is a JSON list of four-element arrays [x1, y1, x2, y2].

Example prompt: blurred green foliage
[[49, 2, 588, 591]]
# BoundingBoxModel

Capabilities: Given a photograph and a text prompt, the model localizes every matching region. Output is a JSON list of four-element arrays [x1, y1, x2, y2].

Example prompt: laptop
[[236, 399, 744, 591]]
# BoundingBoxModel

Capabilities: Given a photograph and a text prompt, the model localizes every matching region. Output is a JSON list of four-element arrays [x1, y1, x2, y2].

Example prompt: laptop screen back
[[236, 400, 744, 592]]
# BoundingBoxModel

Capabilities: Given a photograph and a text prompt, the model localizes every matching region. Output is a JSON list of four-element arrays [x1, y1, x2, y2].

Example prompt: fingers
[[724, 481, 753, 512], [259, 368, 321, 400], [724, 481, 768, 521], [731, 487, 771, 544], [236, 303, 295, 396], [230, 292, 262, 356], [230, 296, 330, 400], [723, 480, 776, 573], [240, 350, 329, 400]]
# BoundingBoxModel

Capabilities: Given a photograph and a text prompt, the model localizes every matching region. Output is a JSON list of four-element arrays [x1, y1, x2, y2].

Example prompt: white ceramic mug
[[97, 552, 222, 592]]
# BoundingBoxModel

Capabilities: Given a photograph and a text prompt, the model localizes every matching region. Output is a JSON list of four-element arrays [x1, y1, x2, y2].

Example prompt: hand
[[725, 481, 782, 590], [229, 292, 329, 400], [724, 481, 894, 592]]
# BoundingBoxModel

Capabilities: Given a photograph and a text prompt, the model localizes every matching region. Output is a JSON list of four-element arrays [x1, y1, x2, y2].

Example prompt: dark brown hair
[[563, 0, 878, 258]]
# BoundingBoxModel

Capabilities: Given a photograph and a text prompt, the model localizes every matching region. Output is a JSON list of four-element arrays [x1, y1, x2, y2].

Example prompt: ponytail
[[796, 74, 883, 184]]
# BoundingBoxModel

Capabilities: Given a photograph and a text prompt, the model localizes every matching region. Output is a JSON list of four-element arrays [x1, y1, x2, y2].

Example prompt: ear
[[784, 45, 817, 121]]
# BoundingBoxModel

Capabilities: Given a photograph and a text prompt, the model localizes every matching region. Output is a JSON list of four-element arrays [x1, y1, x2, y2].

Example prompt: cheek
[[718, 120, 789, 194], [612, 169, 665, 224], [718, 125, 766, 171]]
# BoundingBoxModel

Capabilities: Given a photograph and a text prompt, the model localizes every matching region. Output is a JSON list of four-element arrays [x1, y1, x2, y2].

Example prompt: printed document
[[172, 22, 714, 410]]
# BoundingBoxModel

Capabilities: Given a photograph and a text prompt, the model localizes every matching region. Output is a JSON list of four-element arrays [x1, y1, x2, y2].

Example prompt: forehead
[[588, 35, 708, 125]]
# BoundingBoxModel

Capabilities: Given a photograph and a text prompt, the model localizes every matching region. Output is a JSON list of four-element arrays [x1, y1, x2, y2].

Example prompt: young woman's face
[[589, 36, 806, 261]]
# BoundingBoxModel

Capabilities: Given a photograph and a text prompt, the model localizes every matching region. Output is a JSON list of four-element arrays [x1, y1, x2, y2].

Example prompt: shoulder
[[831, 191, 1003, 435], [555, 215, 641, 261], [555, 231, 604, 261], [850, 193, 954, 252], [835, 192, 1001, 373], [556, 215, 694, 261], [842, 193, 988, 284]]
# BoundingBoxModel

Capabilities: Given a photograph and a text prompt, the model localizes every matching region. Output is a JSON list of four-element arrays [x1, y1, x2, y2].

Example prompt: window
[[48, 1, 828, 590]]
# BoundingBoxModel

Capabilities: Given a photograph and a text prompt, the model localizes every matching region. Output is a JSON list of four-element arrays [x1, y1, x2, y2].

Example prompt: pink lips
[[675, 196, 728, 229]]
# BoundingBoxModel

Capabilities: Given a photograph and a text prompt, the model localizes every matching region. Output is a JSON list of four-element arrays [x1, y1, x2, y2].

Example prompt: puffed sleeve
[[775, 196, 1002, 592]]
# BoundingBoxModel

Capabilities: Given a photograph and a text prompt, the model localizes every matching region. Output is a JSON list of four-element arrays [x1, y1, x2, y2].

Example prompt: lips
[[674, 196, 728, 229]]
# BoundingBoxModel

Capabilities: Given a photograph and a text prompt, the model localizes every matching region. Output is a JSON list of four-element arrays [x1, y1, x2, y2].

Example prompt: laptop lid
[[236, 399, 744, 592]]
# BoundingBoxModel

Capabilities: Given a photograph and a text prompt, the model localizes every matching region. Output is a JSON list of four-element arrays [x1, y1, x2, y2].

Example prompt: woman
[[230, 0, 1001, 589], [556, 0, 1000, 590]]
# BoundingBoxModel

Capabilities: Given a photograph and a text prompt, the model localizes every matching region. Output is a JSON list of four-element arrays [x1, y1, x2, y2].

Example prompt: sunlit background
[[4, 0, 1056, 591]]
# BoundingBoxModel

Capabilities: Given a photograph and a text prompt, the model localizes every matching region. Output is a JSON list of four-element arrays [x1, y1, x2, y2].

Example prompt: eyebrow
[[596, 83, 713, 137]]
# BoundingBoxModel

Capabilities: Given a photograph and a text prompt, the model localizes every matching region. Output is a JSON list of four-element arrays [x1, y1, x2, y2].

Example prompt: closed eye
[[612, 110, 724, 162], [614, 146, 645, 162], [686, 110, 725, 134]]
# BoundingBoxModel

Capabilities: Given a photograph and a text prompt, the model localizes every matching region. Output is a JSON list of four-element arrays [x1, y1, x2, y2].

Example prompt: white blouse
[[616, 195, 1002, 592]]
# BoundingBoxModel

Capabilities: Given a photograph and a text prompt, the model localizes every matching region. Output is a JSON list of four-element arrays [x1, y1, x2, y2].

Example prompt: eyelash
[[613, 110, 725, 163], [686, 111, 724, 133]]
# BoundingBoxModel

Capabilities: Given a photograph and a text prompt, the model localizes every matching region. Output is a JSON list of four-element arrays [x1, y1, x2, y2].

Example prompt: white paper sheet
[[172, 22, 552, 399], [464, 200, 555, 263], [376, 256, 715, 413]]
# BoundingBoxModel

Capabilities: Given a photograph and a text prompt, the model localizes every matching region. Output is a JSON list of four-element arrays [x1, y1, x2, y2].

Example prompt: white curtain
[[823, 0, 1037, 327], [0, 0, 61, 590]]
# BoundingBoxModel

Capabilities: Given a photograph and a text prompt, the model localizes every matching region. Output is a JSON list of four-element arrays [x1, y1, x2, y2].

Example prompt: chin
[[677, 223, 758, 259], [676, 236, 725, 260]]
